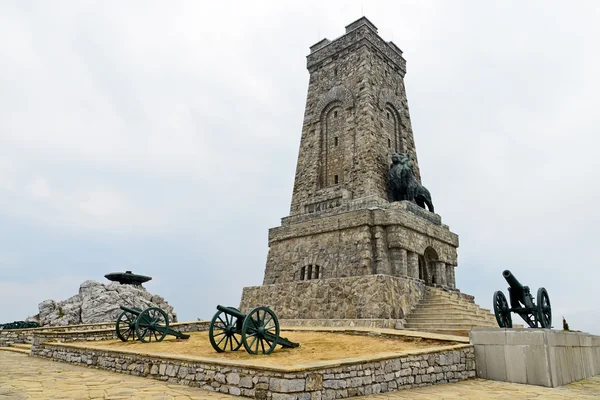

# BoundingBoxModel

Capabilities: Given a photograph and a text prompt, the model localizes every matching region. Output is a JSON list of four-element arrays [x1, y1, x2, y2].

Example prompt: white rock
[[37, 280, 177, 326]]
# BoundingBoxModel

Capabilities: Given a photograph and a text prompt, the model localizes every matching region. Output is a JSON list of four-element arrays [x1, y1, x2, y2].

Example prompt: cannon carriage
[[493, 270, 552, 328], [115, 306, 189, 343], [209, 305, 299, 355]]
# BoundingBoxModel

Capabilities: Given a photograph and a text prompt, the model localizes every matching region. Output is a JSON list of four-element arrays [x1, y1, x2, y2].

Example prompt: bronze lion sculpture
[[387, 153, 434, 213]]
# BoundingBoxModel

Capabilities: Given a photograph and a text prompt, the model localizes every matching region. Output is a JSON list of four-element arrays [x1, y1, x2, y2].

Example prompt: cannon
[[493, 270, 552, 328], [209, 305, 299, 355], [0, 321, 40, 330], [115, 306, 190, 343]]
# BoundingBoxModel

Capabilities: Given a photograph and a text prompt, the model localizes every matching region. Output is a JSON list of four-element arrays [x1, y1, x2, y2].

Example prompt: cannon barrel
[[216, 305, 245, 319], [119, 305, 143, 315], [502, 270, 524, 290]]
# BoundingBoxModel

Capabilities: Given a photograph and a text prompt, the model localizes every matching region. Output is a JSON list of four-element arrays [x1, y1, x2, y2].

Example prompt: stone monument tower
[[240, 18, 460, 325]]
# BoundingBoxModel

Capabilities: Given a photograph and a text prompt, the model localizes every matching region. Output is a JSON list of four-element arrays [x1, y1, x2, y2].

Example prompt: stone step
[[417, 300, 491, 313], [414, 303, 492, 315], [0, 346, 29, 355], [10, 343, 32, 350], [425, 291, 471, 300], [405, 328, 471, 337], [420, 294, 476, 302], [406, 316, 495, 324], [409, 309, 494, 318], [424, 290, 472, 300], [405, 321, 496, 330], [424, 297, 478, 306]]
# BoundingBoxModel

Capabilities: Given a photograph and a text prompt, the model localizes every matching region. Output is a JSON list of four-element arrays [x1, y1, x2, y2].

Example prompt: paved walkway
[[1, 352, 599, 399]]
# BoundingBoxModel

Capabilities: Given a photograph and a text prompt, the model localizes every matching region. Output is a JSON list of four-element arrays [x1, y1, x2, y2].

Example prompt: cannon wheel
[[115, 309, 137, 342], [537, 287, 552, 328], [493, 291, 512, 328], [136, 307, 168, 343], [241, 306, 279, 355], [209, 308, 243, 352]]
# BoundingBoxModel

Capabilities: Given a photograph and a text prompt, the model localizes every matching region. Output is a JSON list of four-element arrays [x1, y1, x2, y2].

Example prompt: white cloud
[[0, 1, 599, 334]]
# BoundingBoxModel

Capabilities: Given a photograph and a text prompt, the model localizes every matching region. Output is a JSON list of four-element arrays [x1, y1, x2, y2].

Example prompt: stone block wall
[[290, 18, 422, 218], [1, 321, 209, 346], [240, 275, 426, 320], [471, 328, 600, 387], [263, 204, 458, 289], [31, 341, 475, 399]]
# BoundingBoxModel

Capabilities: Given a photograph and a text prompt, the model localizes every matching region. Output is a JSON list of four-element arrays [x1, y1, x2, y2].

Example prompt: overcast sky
[[1, 1, 599, 334]]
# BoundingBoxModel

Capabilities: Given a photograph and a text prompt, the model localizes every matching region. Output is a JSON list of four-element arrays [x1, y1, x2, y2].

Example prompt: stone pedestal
[[240, 201, 462, 322], [470, 328, 600, 387], [261, 201, 459, 286]]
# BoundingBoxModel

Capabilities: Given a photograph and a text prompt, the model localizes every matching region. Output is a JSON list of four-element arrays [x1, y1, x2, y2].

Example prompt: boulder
[[37, 280, 177, 326]]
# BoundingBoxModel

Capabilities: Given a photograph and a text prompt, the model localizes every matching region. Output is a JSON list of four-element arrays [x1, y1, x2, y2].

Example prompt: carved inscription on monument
[[304, 197, 343, 214]]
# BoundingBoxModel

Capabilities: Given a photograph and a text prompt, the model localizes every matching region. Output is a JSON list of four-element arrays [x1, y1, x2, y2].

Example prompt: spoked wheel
[[493, 291, 513, 328], [241, 306, 280, 355], [537, 287, 552, 328], [135, 307, 168, 343], [209, 309, 243, 352], [115, 310, 137, 342]]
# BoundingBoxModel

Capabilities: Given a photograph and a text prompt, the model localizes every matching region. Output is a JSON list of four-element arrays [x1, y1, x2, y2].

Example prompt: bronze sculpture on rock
[[388, 153, 434, 212]]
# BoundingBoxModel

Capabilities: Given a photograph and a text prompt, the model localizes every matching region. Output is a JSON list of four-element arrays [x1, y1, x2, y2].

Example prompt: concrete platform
[[470, 328, 600, 387]]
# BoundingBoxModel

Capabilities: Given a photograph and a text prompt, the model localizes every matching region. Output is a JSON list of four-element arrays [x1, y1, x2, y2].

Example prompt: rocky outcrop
[[35, 280, 177, 326]]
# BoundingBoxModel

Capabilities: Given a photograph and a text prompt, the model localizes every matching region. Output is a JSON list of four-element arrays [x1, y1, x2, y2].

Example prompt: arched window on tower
[[382, 104, 403, 154], [298, 265, 322, 280], [319, 103, 344, 188]]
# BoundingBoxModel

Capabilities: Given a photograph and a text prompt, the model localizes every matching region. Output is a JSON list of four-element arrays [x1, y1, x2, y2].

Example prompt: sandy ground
[[76, 331, 452, 366]]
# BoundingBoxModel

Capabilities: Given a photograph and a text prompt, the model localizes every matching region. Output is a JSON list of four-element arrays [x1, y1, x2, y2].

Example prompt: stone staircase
[[0, 343, 31, 355], [405, 287, 497, 336]]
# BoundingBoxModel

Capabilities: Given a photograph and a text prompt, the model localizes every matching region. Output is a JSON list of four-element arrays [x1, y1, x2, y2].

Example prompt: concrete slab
[[471, 329, 600, 388], [580, 334, 592, 347], [506, 329, 544, 346], [484, 345, 506, 382], [474, 345, 487, 378], [566, 332, 579, 347], [546, 331, 567, 346], [504, 345, 527, 384], [548, 346, 561, 387], [558, 347, 571, 386], [524, 345, 551, 387], [470, 329, 506, 345]]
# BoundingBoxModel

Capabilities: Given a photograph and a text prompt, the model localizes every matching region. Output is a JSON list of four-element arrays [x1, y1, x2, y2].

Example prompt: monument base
[[239, 274, 426, 321], [471, 328, 600, 387]]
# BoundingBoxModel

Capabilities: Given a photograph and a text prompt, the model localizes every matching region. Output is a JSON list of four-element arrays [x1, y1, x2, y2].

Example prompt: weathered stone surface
[[245, 19, 461, 316], [37, 280, 176, 326], [31, 339, 476, 398], [240, 275, 425, 320], [262, 204, 458, 286]]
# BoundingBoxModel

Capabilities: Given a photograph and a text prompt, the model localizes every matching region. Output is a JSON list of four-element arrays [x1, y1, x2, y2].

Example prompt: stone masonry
[[31, 341, 476, 399], [240, 18, 463, 322], [241, 275, 425, 320], [290, 17, 421, 216]]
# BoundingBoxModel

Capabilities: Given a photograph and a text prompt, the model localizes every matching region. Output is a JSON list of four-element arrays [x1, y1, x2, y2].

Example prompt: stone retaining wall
[[280, 319, 403, 330], [241, 275, 426, 321], [0, 323, 117, 346], [1, 321, 209, 347], [31, 342, 475, 399]]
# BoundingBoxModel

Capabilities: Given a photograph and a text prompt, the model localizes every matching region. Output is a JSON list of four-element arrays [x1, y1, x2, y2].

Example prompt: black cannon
[[0, 321, 39, 330], [493, 270, 552, 328], [209, 305, 299, 355], [115, 306, 190, 343]]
